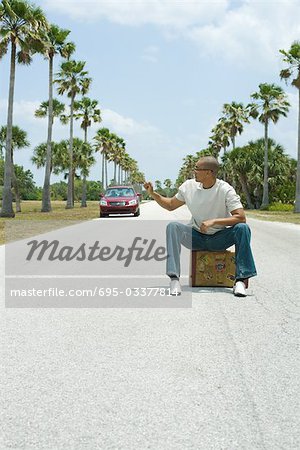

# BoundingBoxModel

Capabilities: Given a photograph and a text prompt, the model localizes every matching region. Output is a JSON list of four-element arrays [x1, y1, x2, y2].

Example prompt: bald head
[[197, 156, 219, 176]]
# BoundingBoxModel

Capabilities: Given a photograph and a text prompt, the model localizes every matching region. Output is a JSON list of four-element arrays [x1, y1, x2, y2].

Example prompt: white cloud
[[141, 45, 159, 63], [0, 99, 40, 124], [187, 1, 300, 67], [0, 99, 158, 138], [43, 0, 228, 28], [99, 108, 159, 137], [42, 0, 300, 69]]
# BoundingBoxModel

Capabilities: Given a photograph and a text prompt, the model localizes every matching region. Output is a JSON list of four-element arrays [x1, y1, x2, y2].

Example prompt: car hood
[[104, 196, 136, 201]]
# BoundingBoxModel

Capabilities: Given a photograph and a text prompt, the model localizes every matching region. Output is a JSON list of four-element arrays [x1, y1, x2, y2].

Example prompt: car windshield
[[105, 188, 135, 197]]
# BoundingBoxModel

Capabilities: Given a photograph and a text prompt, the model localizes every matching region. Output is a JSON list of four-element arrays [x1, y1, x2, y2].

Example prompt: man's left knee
[[234, 223, 250, 234]]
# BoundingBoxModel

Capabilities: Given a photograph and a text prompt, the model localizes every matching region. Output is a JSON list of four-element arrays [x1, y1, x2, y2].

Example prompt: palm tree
[[76, 142, 95, 207], [175, 154, 195, 186], [206, 140, 222, 158], [210, 121, 231, 182], [155, 180, 162, 191], [209, 120, 231, 180], [108, 135, 125, 183], [221, 101, 253, 150], [121, 153, 132, 183], [163, 178, 172, 196], [35, 98, 66, 122], [251, 83, 290, 208], [74, 97, 101, 142], [58, 139, 95, 203], [39, 24, 75, 212], [0, 0, 48, 217], [280, 41, 300, 212], [73, 96, 101, 206], [183, 154, 197, 179], [222, 146, 254, 209], [119, 150, 128, 184], [0, 125, 29, 212], [94, 128, 115, 189], [117, 137, 125, 184], [223, 138, 295, 209], [131, 170, 145, 193], [39, 138, 94, 202], [0, 14, 8, 61], [31, 141, 63, 176], [35, 99, 66, 204], [54, 60, 91, 208], [123, 155, 138, 184]]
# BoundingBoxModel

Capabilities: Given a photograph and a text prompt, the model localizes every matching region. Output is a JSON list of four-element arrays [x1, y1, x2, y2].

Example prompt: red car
[[99, 186, 141, 217]]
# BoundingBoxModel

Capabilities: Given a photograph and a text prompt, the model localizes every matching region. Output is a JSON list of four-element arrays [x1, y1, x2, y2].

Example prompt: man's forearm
[[151, 191, 172, 210], [213, 215, 246, 226]]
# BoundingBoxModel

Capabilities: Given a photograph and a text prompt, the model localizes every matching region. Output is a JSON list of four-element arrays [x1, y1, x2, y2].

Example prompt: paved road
[[0, 201, 299, 449]]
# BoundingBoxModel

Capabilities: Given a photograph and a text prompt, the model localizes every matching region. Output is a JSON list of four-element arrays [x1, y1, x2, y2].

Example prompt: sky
[[0, 0, 300, 187]]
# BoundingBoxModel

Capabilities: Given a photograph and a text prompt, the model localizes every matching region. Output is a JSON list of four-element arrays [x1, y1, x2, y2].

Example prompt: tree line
[[0, 158, 105, 202], [176, 139, 296, 210], [0, 0, 145, 217], [176, 42, 300, 212]]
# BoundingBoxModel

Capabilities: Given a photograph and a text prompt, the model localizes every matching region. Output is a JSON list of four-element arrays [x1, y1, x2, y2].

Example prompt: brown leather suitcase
[[190, 250, 236, 287]]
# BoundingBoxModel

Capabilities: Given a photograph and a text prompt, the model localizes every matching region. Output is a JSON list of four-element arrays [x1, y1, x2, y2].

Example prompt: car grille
[[109, 201, 126, 206]]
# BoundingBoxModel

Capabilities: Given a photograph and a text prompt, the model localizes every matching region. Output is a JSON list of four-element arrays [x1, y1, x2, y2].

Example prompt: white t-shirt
[[175, 178, 243, 235]]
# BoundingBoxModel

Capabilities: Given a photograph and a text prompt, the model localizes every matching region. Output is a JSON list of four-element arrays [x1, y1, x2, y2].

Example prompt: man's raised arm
[[143, 182, 185, 211]]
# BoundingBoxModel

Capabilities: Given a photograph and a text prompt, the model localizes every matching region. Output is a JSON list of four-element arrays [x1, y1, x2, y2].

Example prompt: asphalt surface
[[0, 201, 299, 449]]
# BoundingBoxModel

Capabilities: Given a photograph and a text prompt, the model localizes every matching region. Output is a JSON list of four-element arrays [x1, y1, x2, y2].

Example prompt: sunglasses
[[194, 167, 212, 171]]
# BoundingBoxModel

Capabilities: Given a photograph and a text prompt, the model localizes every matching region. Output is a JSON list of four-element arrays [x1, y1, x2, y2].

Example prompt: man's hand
[[200, 219, 215, 234], [143, 181, 185, 211], [143, 181, 154, 196]]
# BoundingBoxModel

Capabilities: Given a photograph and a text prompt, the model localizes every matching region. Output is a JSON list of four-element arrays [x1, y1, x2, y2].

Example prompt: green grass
[[246, 209, 300, 225], [0, 200, 100, 244]]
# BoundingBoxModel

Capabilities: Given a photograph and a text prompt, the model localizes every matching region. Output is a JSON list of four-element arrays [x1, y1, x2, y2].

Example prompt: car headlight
[[128, 199, 137, 206], [100, 200, 107, 206]]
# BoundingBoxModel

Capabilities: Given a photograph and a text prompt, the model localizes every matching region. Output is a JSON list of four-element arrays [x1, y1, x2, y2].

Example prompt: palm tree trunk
[[11, 166, 21, 212], [101, 151, 105, 190], [72, 168, 76, 204], [223, 146, 227, 182], [105, 154, 108, 189], [0, 41, 16, 218], [232, 136, 235, 150], [295, 86, 300, 213], [118, 164, 121, 184], [239, 174, 254, 209], [66, 94, 75, 209], [261, 121, 269, 208], [41, 54, 54, 212], [81, 174, 87, 207], [113, 161, 117, 182], [81, 127, 88, 207], [11, 150, 21, 212]]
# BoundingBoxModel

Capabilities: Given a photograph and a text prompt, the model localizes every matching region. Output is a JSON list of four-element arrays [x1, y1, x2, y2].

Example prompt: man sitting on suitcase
[[143, 156, 257, 297]]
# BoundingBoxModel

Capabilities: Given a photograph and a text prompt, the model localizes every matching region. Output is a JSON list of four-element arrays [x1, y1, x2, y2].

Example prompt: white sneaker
[[170, 279, 181, 296], [233, 281, 247, 297]]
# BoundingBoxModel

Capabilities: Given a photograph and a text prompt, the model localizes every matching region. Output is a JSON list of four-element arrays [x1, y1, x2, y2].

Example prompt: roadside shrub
[[50, 181, 67, 200], [267, 202, 294, 212]]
